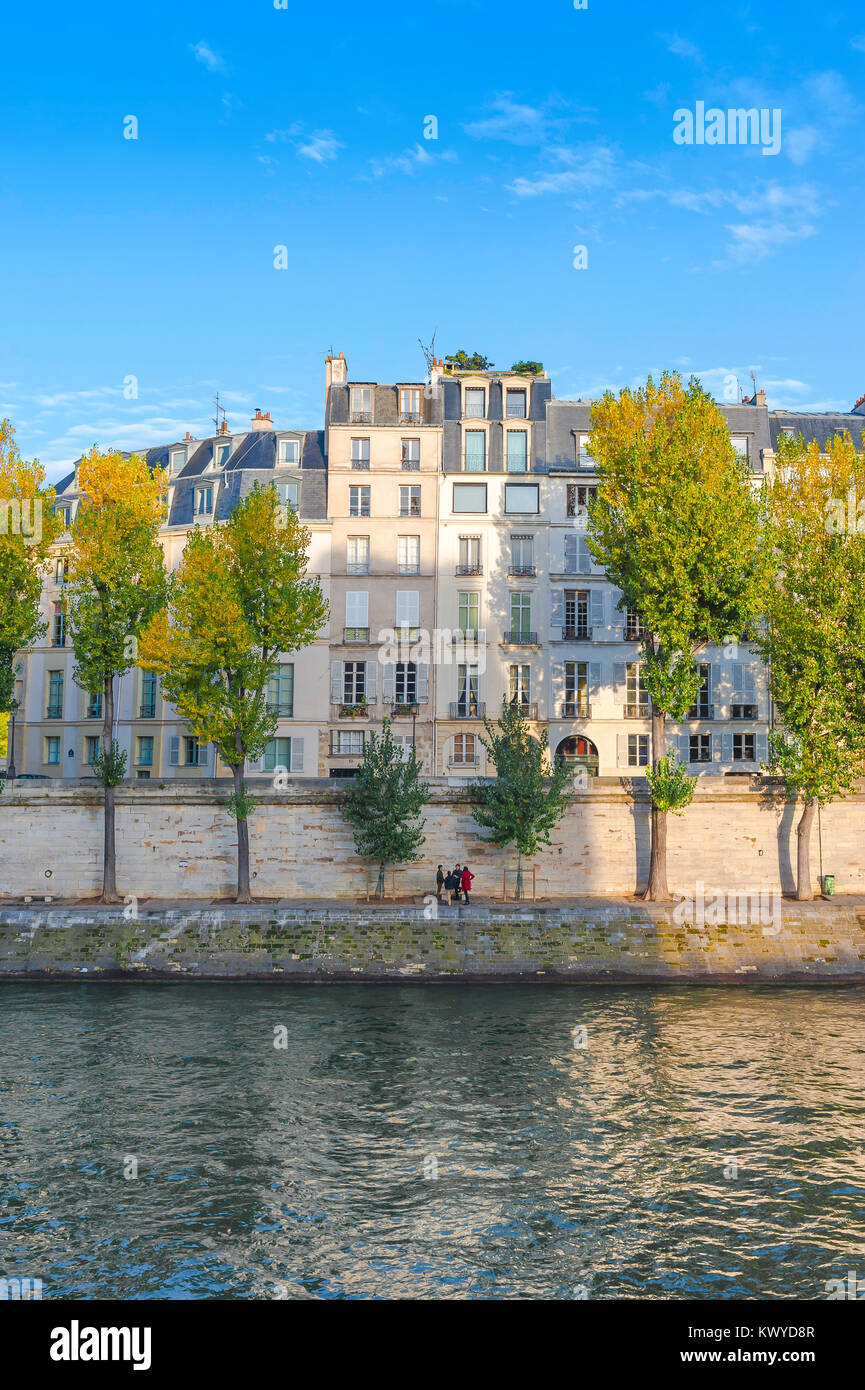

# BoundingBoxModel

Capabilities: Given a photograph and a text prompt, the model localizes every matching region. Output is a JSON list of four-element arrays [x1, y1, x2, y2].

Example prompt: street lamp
[[6, 699, 18, 781]]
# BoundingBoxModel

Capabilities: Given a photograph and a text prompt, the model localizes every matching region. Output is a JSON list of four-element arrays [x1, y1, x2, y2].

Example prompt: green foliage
[[226, 783, 258, 823], [472, 701, 573, 856], [341, 719, 428, 866], [510, 360, 543, 376], [445, 350, 493, 371], [90, 739, 127, 789], [645, 754, 696, 815]]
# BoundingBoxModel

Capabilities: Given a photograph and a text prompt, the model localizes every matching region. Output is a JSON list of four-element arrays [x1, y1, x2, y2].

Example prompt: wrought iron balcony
[[449, 701, 486, 720], [139, 704, 156, 719], [686, 704, 715, 720], [449, 628, 486, 644], [561, 701, 591, 719], [502, 630, 538, 645], [455, 563, 482, 576], [350, 459, 370, 470], [401, 459, 420, 471], [624, 703, 650, 719], [730, 703, 758, 719], [399, 412, 422, 424], [508, 564, 536, 577], [508, 700, 538, 719], [350, 412, 372, 424], [558, 624, 591, 641], [343, 627, 370, 643]]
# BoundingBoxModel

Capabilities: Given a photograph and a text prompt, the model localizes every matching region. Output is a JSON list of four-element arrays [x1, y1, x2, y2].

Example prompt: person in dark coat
[[435, 865, 445, 902], [460, 865, 474, 905], [452, 864, 462, 903]]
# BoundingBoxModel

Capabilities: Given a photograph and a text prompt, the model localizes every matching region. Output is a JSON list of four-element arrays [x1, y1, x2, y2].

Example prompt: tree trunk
[[233, 761, 252, 904], [375, 861, 386, 899], [796, 796, 817, 901], [515, 852, 524, 901], [643, 707, 671, 901], [99, 675, 121, 904]]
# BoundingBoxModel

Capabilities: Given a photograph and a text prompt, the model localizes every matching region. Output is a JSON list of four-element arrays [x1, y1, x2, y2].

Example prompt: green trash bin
[[823, 874, 835, 896]]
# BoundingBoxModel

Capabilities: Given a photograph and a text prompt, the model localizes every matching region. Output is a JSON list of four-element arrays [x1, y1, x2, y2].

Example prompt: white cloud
[[464, 93, 592, 145], [506, 142, 616, 197], [719, 220, 817, 265], [189, 41, 226, 74], [367, 144, 457, 179], [666, 34, 703, 62], [265, 124, 343, 163], [852, 35, 865, 52]]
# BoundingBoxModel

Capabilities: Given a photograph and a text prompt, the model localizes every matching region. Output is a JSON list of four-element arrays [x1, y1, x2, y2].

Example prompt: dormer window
[[170, 448, 187, 475], [506, 389, 527, 418], [54, 505, 71, 529], [214, 443, 230, 468], [277, 482, 298, 511], [464, 388, 485, 419], [278, 438, 300, 465], [195, 485, 214, 517], [730, 435, 749, 459], [399, 388, 421, 424], [351, 388, 372, 423]]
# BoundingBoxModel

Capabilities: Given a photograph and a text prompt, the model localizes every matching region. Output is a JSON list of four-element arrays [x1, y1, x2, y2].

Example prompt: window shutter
[[678, 733, 690, 762], [365, 660, 378, 699], [550, 589, 564, 630], [330, 661, 343, 702], [712, 732, 723, 764], [616, 733, 629, 768], [198, 743, 209, 771], [290, 738, 304, 773], [612, 662, 627, 695], [722, 732, 733, 763], [756, 732, 768, 766], [589, 662, 601, 697], [577, 536, 592, 574], [417, 662, 430, 702], [169, 736, 180, 766], [382, 662, 396, 701], [742, 665, 756, 700], [345, 590, 368, 627], [711, 662, 723, 711], [247, 753, 260, 772], [590, 589, 604, 633], [396, 590, 419, 628], [564, 533, 577, 572], [731, 662, 744, 701]]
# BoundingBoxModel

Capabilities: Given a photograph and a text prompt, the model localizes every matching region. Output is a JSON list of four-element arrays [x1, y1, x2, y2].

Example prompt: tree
[[510, 360, 543, 376], [445, 350, 493, 371], [588, 373, 766, 900], [472, 700, 573, 899], [754, 431, 865, 899], [65, 447, 168, 901], [0, 419, 63, 780], [140, 484, 327, 903], [341, 718, 428, 898]]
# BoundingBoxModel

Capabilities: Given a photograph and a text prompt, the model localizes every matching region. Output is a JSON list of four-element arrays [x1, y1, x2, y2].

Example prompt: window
[[47, 670, 63, 719], [351, 387, 372, 423], [45, 736, 60, 766], [688, 664, 712, 718], [267, 664, 294, 717], [137, 736, 154, 767], [567, 483, 597, 517], [52, 603, 65, 646], [349, 485, 370, 517], [399, 485, 421, 517], [508, 664, 531, 706], [506, 389, 527, 419], [628, 734, 649, 767], [464, 430, 486, 472], [398, 535, 420, 575], [689, 733, 711, 763], [55, 505, 71, 528], [344, 662, 366, 705], [399, 388, 421, 423], [263, 737, 293, 771], [277, 482, 298, 511], [141, 670, 157, 718], [396, 590, 420, 639], [564, 533, 593, 574], [170, 448, 187, 475], [453, 484, 487, 513], [452, 733, 477, 765], [401, 438, 420, 470], [510, 592, 532, 639], [350, 438, 370, 469], [456, 664, 480, 716], [333, 730, 364, 755], [626, 663, 649, 717], [730, 435, 749, 460], [195, 485, 213, 516], [395, 662, 417, 705], [86, 689, 102, 719], [576, 433, 595, 469], [85, 735, 100, 765], [464, 388, 485, 418], [510, 534, 535, 575], [625, 606, 646, 641], [457, 536, 482, 573], [345, 591, 369, 641], [346, 536, 370, 575], [184, 737, 201, 766], [277, 438, 300, 465], [732, 664, 757, 718], [458, 591, 479, 634], [54, 557, 68, 584], [214, 442, 230, 468], [505, 483, 539, 513], [733, 733, 756, 761], [506, 431, 528, 473], [564, 661, 589, 717], [564, 589, 589, 639]]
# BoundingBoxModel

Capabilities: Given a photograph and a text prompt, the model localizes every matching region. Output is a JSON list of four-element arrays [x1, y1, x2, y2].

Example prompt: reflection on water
[[1, 983, 865, 1300]]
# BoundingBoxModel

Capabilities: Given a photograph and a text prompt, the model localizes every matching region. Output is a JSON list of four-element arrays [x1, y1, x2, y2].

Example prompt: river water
[[1, 983, 864, 1300]]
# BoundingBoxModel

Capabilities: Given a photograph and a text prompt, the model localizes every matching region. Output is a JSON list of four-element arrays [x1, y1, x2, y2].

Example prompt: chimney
[[852, 394, 865, 416], [184, 431, 195, 441], [744, 389, 766, 406], [219, 419, 230, 434], [251, 409, 274, 432], [326, 351, 347, 390]]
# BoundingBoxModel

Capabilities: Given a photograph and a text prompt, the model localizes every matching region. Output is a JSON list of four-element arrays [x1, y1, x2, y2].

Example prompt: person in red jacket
[[460, 865, 474, 905]]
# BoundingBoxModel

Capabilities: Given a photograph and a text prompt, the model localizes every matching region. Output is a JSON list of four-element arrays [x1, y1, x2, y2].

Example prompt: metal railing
[[350, 412, 372, 423], [508, 700, 538, 719], [401, 459, 420, 471], [729, 704, 758, 719], [502, 630, 538, 645], [350, 459, 370, 470], [508, 564, 537, 577], [561, 701, 591, 719], [456, 564, 482, 575], [343, 627, 370, 642], [624, 703, 650, 718], [687, 704, 715, 720], [450, 628, 486, 643], [139, 703, 156, 719], [558, 624, 591, 641], [449, 701, 486, 719]]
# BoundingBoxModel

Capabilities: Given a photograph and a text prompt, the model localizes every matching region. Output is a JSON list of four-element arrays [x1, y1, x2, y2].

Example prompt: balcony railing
[[562, 701, 591, 719], [624, 703, 650, 719], [450, 628, 486, 644], [394, 626, 420, 643], [502, 630, 538, 645], [350, 411, 372, 424], [400, 412, 422, 424], [346, 563, 370, 576], [456, 563, 482, 576], [450, 701, 486, 720], [351, 459, 370, 470], [558, 624, 591, 641], [336, 702, 370, 719], [397, 564, 421, 576], [139, 703, 156, 719], [730, 703, 758, 719], [266, 703, 294, 718], [508, 564, 537, 577], [687, 704, 715, 720], [384, 697, 428, 712], [508, 700, 538, 719], [343, 627, 370, 643], [46, 704, 63, 720], [625, 624, 646, 641], [401, 459, 420, 471]]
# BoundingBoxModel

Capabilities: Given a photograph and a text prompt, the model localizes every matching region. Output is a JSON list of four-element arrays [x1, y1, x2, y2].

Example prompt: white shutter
[[589, 661, 601, 697], [169, 735, 180, 766], [198, 743, 209, 770], [330, 660, 344, 702], [742, 665, 756, 700], [608, 589, 623, 639], [345, 590, 369, 627], [365, 660, 378, 700], [712, 732, 723, 764], [616, 733, 629, 768], [247, 753, 261, 772], [731, 662, 744, 701], [417, 662, 430, 702], [612, 662, 627, 697], [396, 590, 419, 628], [679, 733, 690, 762], [590, 589, 604, 634], [551, 661, 565, 704], [722, 732, 733, 763], [382, 662, 396, 701], [577, 536, 592, 574], [290, 738, 304, 772], [550, 589, 564, 631], [712, 662, 723, 712], [756, 732, 768, 766], [564, 534, 578, 572]]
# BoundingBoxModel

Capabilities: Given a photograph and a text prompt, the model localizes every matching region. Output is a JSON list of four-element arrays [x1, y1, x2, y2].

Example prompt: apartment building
[[13, 412, 331, 782], [323, 353, 442, 775]]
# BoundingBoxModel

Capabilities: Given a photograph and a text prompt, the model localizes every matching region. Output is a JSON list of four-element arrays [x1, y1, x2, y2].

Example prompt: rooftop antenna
[[418, 329, 438, 376], [212, 391, 227, 437], [750, 370, 758, 402]]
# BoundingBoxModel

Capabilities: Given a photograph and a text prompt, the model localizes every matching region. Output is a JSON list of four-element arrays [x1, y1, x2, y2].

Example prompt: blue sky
[[1, 0, 864, 481]]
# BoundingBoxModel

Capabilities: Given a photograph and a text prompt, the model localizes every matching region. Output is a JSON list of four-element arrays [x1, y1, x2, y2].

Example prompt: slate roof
[[769, 412, 865, 451]]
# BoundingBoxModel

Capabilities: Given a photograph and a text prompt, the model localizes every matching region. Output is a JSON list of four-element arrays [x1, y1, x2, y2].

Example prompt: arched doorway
[[556, 735, 599, 777]]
